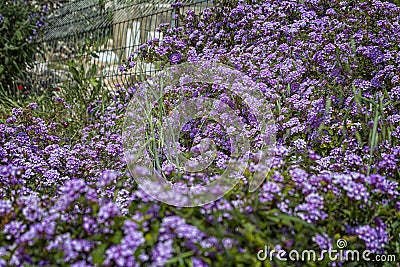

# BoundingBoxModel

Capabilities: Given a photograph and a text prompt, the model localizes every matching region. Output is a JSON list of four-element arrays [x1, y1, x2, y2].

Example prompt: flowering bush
[[1, 0, 400, 266], [0, 0, 61, 89]]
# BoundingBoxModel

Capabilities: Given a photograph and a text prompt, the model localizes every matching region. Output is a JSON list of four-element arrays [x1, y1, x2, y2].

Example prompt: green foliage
[[391, 0, 400, 6], [0, 0, 59, 88]]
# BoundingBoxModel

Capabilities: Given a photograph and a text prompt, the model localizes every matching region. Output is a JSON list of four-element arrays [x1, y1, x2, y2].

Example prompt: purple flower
[[118, 65, 125, 72], [395, 201, 400, 212], [104, 220, 145, 267], [295, 193, 327, 223], [11, 108, 22, 116], [97, 169, 118, 188], [97, 202, 121, 224], [151, 239, 174, 266], [0, 200, 12, 216], [354, 224, 388, 254], [28, 102, 38, 109], [260, 181, 281, 203], [293, 138, 307, 151], [192, 257, 209, 267], [169, 52, 182, 64], [171, 2, 183, 8], [312, 233, 332, 250]]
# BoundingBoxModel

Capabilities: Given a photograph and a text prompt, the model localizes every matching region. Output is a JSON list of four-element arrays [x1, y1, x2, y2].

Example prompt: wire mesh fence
[[25, 0, 213, 91]]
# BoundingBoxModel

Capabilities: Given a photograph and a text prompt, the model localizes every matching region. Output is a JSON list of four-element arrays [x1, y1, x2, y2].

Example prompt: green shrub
[[0, 0, 60, 89]]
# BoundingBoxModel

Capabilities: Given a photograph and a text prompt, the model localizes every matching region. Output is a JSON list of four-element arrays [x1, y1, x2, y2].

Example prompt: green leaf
[[7, 44, 20, 50], [165, 251, 195, 264], [12, 60, 21, 73], [350, 39, 356, 52], [354, 130, 364, 147], [15, 30, 22, 41], [111, 230, 123, 244], [92, 243, 108, 265], [68, 65, 82, 85], [274, 213, 320, 232]]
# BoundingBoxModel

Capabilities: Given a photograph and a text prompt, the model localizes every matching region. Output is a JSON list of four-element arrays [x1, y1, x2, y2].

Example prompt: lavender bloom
[[332, 173, 370, 202], [192, 257, 209, 267], [295, 193, 328, 223], [0, 200, 12, 216], [11, 108, 22, 116], [118, 65, 125, 72], [47, 233, 94, 262], [354, 224, 388, 254], [259, 181, 281, 203], [28, 102, 38, 109], [169, 52, 182, 64], [289, 167, 308, 185], [395, 201, 400, 212], [151, 239, 174, 266], [293, 138, 307, 151], [115, 189, 132, 215], [104, 220, 145, 267], [3, 221, 26, 240], [312, 233, 332, 250], [171, 2, 183, 8], [97, 202, 121, 224], [97, 169, 118, 188]]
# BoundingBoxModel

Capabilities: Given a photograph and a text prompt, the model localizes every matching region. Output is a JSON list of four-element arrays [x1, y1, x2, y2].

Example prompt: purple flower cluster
[[0, 89, 229, 266], [354, 224, 389, 254], [103, 220, 145, 267], [123, 0, 400, 259], [1, 0, 400, 265]]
